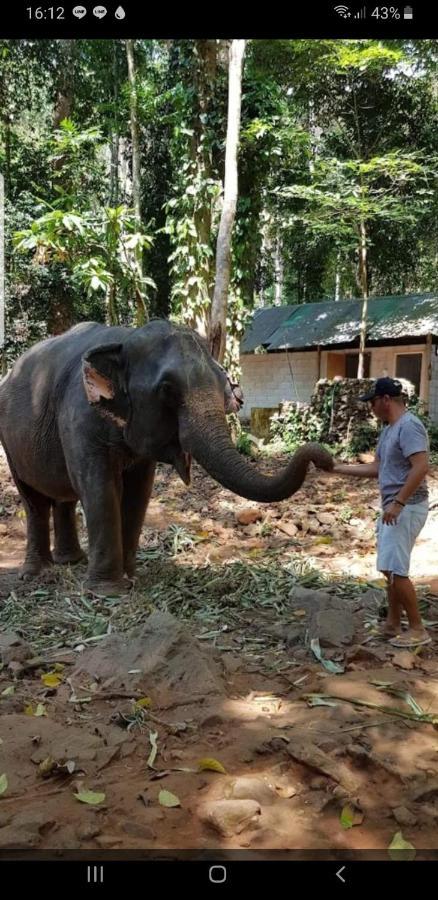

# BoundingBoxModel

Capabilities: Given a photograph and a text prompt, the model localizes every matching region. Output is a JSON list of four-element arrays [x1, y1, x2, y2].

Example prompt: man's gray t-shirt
[[376, 411, 429, 506]]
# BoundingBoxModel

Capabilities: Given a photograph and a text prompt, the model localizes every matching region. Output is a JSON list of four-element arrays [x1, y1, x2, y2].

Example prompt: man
[[331, 377, 430, 648]]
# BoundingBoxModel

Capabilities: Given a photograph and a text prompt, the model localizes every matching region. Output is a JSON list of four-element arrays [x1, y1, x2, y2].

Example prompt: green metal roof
[[240, 305, 298, 352], [241, 293, 438, 352]]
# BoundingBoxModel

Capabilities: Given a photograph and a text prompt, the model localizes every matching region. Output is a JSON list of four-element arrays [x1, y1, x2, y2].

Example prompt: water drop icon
[[115, 5, 126, 18]]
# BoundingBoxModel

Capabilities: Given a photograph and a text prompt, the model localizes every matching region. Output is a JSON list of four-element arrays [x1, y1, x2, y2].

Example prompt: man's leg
[[391, 574, 428, 643], [381, 570, 402, 636]]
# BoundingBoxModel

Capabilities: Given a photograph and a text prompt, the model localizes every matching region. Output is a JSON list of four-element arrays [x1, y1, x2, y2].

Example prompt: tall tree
[[209, 39, 246, 362], [126, 39, 146, 324]]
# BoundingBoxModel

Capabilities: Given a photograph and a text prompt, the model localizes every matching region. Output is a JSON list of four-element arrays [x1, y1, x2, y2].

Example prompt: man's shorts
[[376, 499, 429, 577]]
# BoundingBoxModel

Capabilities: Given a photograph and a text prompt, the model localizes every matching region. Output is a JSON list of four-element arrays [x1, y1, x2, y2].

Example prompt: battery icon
[[404, 5, 413, 18]]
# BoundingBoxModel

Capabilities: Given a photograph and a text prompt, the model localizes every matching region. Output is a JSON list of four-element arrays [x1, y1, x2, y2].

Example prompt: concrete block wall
[[240, 343, 438, 424], [240, 352, 319, 419], [429, 349, 438, 423]]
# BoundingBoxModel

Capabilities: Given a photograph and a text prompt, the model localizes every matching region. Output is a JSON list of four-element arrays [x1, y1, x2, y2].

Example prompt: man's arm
[[381, 451, 428, 524], [332, 458, 379, 478], [392, 451, 429, 505]]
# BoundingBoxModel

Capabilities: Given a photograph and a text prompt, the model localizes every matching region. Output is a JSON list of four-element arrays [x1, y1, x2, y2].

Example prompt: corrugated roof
[[240, 305, 298, 352], [241, 293, 438, 351]]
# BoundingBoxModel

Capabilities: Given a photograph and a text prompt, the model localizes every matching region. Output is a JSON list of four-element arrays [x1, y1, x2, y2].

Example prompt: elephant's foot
[[53, 549, 87, 565], [19, 557, 53, 579], [84, 576, 133, 598]]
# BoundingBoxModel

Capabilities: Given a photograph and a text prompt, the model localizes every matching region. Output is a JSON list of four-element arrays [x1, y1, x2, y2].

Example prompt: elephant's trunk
[[179, 392, 333, 503]]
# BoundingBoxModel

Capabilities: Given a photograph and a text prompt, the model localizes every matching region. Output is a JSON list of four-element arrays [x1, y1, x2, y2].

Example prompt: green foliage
[[12, 121, 156, 326], [1, 37, 437, 363], [408, 396, 438, 452], [270, 402, 327, 451], [235, 429, 255, 457]]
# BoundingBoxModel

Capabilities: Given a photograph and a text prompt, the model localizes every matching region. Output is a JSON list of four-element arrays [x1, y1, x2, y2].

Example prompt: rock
[[287, 737, 360, 795], [72, 611, 224, 707], [200, 799, 261, 837], [346, 644, 386, 664], [391, 650, 416, 670], [309, 776, 327, 791], [292, 649, 308, 661], [276, 521, 298, 538], [78, 824, 102, 841], [0, 827, 41, 849], [95, 835, 121, 848], [201, 713, 225, 728], [224, 776, 277, 805], [236, 508, 263, 526], [306, 790, 331, 812], [309, 599, 355, 648], [0, 631, 32, 665], [121, 822, 156, 840], [222, 655, 242, 675], [315, 512, 336, 526], [266, 623, 303, 646], [411, 779, 438, 803], [0, 811, 13, 828], [288, 586, 334, 611], [356, 588, 385, 611], [168, 750, 185, 761], [0, 524, 8, 535], [393, 806, 417, 827], [308, 520, 321, 535]]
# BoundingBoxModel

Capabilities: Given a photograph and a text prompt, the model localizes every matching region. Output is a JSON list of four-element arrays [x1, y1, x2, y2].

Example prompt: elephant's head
[[82, 320, 333, 501]]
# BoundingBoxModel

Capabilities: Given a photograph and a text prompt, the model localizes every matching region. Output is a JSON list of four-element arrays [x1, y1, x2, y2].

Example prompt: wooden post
[[317, 344, 322, 381]]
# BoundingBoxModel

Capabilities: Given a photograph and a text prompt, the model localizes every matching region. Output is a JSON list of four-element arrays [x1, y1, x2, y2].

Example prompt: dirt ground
[[1, 445, 438, 856]]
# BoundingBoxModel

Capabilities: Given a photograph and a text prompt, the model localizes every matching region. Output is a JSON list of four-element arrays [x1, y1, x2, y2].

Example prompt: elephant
[[0, 320, 333, 595]]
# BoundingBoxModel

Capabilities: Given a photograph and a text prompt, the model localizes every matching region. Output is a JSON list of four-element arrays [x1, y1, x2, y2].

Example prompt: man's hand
[[382, 501, 402, 525]]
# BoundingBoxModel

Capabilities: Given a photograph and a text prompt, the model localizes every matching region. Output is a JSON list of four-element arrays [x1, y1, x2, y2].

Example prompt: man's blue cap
[[359, 377, 403, 402]]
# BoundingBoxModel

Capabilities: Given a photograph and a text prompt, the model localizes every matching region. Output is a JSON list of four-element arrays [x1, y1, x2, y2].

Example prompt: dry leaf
[[39, 756, 56, 778], [158, 790, 181, 808], [388, 831, 416, 860], [147, 731, 158, 769], [1, 685, 15, 697], [135, 697, 152, 709], [340, 804, 364, 829], [0, 773, 8, 795], [41, 672, 62, 688], [197, 757, 227, 774], [74, 791, 106, 805]]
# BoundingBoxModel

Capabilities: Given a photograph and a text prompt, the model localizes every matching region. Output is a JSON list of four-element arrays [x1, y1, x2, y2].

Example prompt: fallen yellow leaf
[[159, 790, 180, 808], [135, 697, 152, 709], [74, 791, 106, 805], [198, 757, 227, 774], [41, 672, 62, 688]]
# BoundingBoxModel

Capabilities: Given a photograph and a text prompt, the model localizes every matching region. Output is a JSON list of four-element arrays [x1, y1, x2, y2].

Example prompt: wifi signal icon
[[334, 5, 351, 16]]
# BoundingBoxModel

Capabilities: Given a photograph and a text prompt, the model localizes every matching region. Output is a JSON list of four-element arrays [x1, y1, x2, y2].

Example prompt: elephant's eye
[[157, 378, 181, 407]]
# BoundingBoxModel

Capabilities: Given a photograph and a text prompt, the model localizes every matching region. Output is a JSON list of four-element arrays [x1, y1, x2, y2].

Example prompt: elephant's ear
[[82, 343, 130, 428]]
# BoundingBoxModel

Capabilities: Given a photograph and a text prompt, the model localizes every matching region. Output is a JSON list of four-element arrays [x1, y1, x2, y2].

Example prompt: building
[[240, 293, 438, 422]]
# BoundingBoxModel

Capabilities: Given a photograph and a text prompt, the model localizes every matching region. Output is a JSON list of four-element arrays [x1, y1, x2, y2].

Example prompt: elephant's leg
[[16, 482, 53, 578], [53, 501, 86, 565], [80, 474, 127, 596], [122, 461, 156, 578]]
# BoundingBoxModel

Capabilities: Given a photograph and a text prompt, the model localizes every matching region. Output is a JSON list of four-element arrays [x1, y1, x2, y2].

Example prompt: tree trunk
[[49, 41, 76, 334], [109, 42, 120, 207], [126, 39, 145, 325], [53, 41, 75, 131], [209, 39, 246, 362], [334, 252, 341, 301], [0, 172, 5, 375], [357, 219, 369, 379], [274, 234, 283, 305]]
